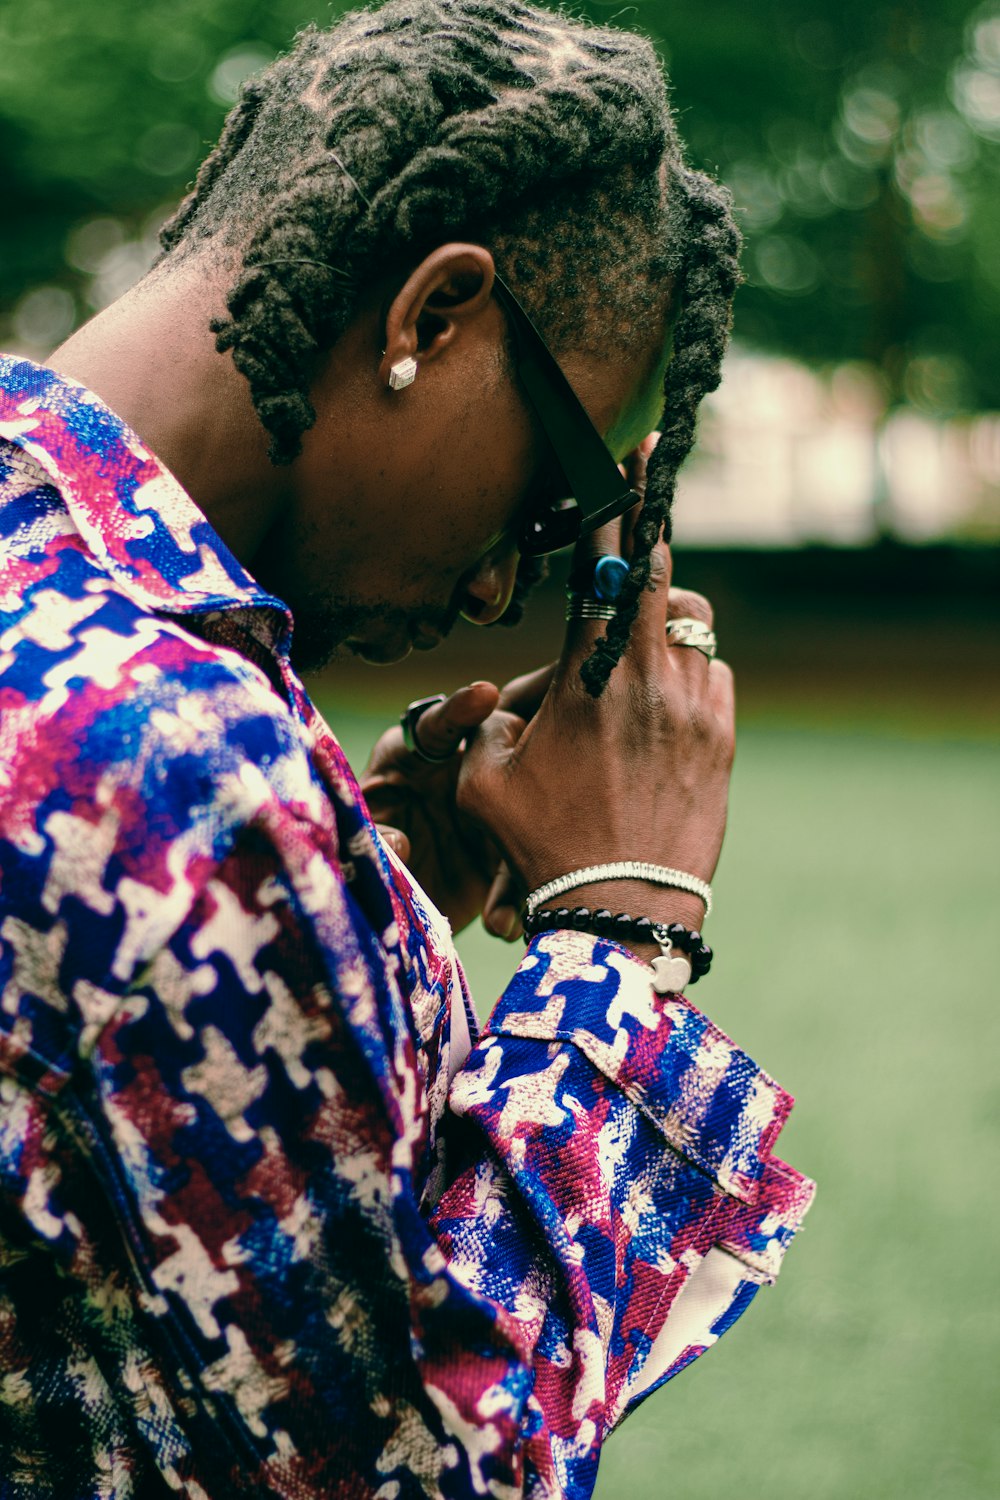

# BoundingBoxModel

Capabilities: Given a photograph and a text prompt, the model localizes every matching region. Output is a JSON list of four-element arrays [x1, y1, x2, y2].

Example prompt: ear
[[378, 243, 496, 387]]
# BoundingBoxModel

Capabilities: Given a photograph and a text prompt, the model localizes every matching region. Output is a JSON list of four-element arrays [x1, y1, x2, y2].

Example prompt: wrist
[[556, 881, 706, 928], [526, 861, 712, 921], [534, 882, 707, 961]]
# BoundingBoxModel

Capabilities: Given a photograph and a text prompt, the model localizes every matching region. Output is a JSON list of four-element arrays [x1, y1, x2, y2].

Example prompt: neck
[[48, 254, 289, 567]]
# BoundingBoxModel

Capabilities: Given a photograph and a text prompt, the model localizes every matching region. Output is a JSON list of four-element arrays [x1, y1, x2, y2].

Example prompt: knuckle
[[454, 773, 481, 819], [685, 698, 715, 745], [683, 705, 716, 747], [646, 548, 669, 589], [667, 588, 713, 627], [710, 658, 734, 697], [630, 681, 669, 731]]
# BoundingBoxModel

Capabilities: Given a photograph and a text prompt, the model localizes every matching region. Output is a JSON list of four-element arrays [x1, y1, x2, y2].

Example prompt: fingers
[[664, 587, 722, 693], [497, 662, 556, 719], [621, 433, 677, 654], [376, 824, 412, 862], [623, 431, 658, 505], [567, 429, 658, 591], [561, 510, 643, 667], [561, 432, 677, 674], [709, 657, 735, 725], [559, 431, 721, 683], [666, 587, 713, 628], [409, 680, 500, 760], [455, 703, 528, 830], [561, 528, 673, 675], [618, 435, 657, 557], [619, 432, 671, 643], [482, 860, 524, 941], [461, 704, 527, 761]]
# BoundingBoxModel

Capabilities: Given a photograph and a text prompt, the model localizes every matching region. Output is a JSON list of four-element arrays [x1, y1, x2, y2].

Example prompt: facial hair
[[285, 589, 461, 673]]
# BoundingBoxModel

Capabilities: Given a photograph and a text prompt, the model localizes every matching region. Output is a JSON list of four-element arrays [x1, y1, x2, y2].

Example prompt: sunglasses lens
[[519, 498, 581, 556]]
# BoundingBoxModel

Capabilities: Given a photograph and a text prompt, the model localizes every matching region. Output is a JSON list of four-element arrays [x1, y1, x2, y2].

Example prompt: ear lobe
[[378, 243, 496, 386]]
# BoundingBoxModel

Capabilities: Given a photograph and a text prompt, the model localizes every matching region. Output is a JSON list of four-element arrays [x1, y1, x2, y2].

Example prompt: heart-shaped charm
[[650, 950, 692, 995]]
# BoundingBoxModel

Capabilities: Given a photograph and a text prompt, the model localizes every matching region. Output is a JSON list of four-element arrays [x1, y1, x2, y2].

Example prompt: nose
[[459, 545, 520, 627]]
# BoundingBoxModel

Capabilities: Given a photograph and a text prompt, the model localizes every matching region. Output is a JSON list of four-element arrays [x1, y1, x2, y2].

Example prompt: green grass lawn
[[314, 691, 1000, 1500]]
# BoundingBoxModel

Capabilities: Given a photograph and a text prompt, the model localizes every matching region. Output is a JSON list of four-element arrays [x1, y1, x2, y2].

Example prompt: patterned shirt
[[0, 356, 814, 1500]]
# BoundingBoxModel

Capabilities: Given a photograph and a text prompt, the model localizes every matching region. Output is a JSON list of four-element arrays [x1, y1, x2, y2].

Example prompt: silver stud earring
[[388, 356, 418, 391]]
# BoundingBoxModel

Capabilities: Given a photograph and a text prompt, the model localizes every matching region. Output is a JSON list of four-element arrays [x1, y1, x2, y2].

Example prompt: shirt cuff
[[716, 1153, 816, 1282], [482, 930, 796, 1205]]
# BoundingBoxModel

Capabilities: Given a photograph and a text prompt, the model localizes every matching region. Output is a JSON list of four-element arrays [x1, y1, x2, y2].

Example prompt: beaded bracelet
[[524, 905, 712, 989]]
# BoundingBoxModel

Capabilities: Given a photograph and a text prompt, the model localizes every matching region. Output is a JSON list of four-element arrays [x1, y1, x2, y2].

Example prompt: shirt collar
[[0, 354, 291, 626]]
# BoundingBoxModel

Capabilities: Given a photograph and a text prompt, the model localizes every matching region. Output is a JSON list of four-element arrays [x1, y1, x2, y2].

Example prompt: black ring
[[400, 694, 453, 763]]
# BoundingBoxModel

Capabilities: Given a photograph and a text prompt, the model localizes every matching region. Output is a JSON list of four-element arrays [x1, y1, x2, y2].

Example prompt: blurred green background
[[321, 684, 999, 1500], [3, 0, 1000, 413], [2, 0, 998, 1496]]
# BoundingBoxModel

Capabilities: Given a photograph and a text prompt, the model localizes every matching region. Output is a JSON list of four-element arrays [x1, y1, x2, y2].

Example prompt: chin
[[349, 637, 414, 666], [286, 596, 451, 672], [285, 602, 403, 672]]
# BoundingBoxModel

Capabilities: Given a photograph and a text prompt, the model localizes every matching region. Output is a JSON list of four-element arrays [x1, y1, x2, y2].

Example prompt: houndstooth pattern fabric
[[0, 357, 814, 1500]]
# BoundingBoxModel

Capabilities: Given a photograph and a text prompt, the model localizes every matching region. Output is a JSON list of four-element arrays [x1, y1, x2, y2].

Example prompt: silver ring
[[666, 616, 718, 660], [400, 694, 453, 762], [566, 594, 617, 622]]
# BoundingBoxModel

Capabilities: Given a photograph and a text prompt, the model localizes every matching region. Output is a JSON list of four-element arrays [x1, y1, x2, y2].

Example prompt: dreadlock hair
[[157, 0, 741, 695]]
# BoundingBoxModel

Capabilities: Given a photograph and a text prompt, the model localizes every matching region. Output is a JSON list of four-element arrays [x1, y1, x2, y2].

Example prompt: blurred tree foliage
[[1, 0, 997, 412], [595, 0, 1000, 414]]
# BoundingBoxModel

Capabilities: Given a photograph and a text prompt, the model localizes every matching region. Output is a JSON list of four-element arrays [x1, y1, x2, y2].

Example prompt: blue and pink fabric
[[0, 356, 814, 1500]]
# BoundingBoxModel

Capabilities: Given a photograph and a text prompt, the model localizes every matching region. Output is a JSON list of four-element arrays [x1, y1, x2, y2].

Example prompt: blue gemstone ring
[[592, 554, 630, 600]]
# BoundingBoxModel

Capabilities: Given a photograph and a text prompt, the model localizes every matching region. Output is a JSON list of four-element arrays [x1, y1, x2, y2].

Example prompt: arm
[[0, 473, 812, 1499], [434, 930, 812, 1497], [3, 790, 810, 1500]]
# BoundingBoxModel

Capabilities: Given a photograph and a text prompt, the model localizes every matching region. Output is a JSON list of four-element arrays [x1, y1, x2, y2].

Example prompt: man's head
[[155, 0, 741, 688]]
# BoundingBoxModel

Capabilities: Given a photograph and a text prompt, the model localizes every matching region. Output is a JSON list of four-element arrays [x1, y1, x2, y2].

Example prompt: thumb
[[498, 662, 556, 719], [463, 705, 528, 766], [406, 680, 500, 762], [457, 708, 528, 824], [482, 860, 524, 942], [376, 824, 411, 862]]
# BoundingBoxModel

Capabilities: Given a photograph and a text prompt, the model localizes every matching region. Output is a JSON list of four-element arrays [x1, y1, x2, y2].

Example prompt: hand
[[456, 443, 735, 948], [360, 669, 552, 935]]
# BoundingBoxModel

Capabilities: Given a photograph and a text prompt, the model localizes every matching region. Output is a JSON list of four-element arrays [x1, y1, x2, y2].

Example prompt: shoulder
[[0, 584, 342, 1087], [5, 577, 314, 798], [0, 577, 329, 974]]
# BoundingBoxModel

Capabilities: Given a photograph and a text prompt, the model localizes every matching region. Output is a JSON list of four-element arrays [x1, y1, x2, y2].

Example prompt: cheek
[[437, 400, 538, 548], [295, 378, 539, 596]]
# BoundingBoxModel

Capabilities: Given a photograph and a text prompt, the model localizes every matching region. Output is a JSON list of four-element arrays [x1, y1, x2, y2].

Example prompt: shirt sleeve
[[435, 931, 815, 1495], [2, 792, 813, 1500]]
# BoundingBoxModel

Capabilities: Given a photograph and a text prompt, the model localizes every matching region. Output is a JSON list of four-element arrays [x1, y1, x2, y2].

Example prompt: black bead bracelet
[[523, 905, 712, 982]]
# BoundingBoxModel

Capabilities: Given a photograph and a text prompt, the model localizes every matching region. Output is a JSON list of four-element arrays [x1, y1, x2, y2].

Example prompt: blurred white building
[[674, 350, 1000, 546]]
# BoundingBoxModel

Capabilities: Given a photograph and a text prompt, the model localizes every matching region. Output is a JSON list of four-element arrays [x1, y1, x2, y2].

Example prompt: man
[[0, 2, 814, 1496]]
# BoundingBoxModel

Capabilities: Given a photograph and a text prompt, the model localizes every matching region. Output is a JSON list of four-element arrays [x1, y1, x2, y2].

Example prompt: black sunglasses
[[491, 272, 640, 557]]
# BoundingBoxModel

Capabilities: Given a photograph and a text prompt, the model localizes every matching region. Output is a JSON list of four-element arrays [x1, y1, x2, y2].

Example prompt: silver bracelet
[[526, 861, 712, 919]]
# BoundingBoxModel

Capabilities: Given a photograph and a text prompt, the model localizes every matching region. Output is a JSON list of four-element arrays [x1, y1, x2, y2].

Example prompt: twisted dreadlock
[[157, 0, 741, 695]]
